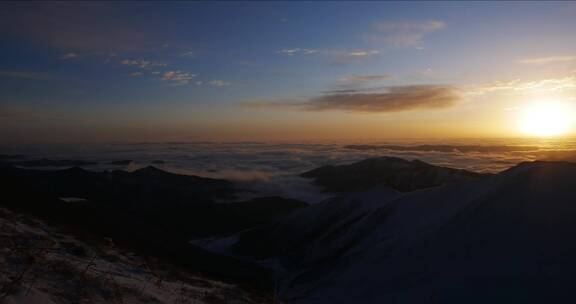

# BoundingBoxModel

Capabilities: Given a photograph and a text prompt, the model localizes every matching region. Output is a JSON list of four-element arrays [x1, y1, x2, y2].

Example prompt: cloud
[[307, 85, 459, 112], [328, 74, 391, 94], [465, 76, 576, 96], [368, 20, 446, 48], [242, 98, 305, 110], [209, 80, 231, 87], [346, 50, 380, 57], [341, 74, 391, 83], [180, 51, 196, 58], [344, 144, 541, 153], [277, 48, 380, 64], [60, 52, 79, 60], [518, 55, 576, 65], [278, 48, 319, 56], [121, 59, 167, 69], [330, 49, 381, 64], [0, 70, 55, 80], [245, 85, 461, 113], [130, 72, 143, 77], [161, 70, 195, 85], [374, 20, 445, 32]]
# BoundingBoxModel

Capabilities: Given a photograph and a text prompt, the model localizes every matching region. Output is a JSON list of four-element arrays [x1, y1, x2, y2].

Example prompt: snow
[[196, 161, 576, 303], [0, 208, 269, 304]]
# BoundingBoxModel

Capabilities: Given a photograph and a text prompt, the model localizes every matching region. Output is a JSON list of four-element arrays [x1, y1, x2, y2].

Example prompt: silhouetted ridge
[[302, 156, 488, 192], [0, 164, 308, 287], [502, 160, 576, 173], [133, 165, 169, 175]]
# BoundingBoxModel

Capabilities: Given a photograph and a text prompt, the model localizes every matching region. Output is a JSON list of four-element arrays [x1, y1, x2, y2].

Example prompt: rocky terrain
[[0, 207, 271, 304]]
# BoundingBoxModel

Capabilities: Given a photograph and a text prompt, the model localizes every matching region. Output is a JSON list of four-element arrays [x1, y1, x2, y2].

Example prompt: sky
[[1, 1, 576, 143]]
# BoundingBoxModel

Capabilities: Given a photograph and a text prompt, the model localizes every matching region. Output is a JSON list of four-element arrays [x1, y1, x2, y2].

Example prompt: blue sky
[[1, 1, 576, 142]]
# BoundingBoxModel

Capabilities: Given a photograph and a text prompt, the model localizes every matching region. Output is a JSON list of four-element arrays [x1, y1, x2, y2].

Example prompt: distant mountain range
[[197, 160, 576, 303]]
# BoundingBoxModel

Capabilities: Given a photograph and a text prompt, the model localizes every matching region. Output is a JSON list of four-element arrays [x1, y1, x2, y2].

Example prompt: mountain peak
[[133, 165, 170, 175], [302, 156, 487, 193], [501, 160, 576, 175]]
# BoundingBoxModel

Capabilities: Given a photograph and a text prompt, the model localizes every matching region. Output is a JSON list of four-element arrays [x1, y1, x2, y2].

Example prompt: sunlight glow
[[518, 102, 574, 137]]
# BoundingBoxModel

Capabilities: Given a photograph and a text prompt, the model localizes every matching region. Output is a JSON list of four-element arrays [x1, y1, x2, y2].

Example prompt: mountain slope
[[301, 156, 487, 193], [0, 207, 271, 304], [198, 161, 576, 303], [0, 164, 308, 290], [1, 164, 235, 208]]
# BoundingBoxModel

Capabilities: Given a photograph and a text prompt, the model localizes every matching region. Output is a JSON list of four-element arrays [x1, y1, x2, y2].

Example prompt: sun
[[518, 102, 574, 137]]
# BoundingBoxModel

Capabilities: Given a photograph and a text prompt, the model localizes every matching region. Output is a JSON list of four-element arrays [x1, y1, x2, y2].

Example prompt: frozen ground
[[0, 207, 271, 304]]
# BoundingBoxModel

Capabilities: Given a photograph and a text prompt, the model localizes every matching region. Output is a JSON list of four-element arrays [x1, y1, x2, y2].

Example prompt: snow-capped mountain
[[196, 161, 576, 303]]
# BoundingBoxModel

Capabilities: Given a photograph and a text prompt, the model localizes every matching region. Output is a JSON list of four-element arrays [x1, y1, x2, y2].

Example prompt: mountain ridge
[[301, 156, 488, 193], [197, 160, 576, 303]]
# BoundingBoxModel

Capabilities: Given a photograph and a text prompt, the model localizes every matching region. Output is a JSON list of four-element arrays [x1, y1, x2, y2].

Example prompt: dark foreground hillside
[[0, 207, 271, 304], [199, 161, 576, 304], [0, 163, 309, 301]]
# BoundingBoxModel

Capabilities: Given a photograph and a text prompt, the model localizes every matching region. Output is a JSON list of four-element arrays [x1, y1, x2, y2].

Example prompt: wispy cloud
[[245, 85, 460, 113], [209, 80, 231, 87], [121, 59, 167, 69], [161, 70, 195, 85], [180, 51, 197, 58], [367, 20, 446, 48], [465, 76, 576, 96], [0, 70, 55, 80], [60, 52, 79, 60], [278, 47, 381, 65], [346, 50, 380, 57], [278, 48, 319, 56], [518, 55, 576, 65], [328, 74, 391, 94], [330, 49, 381, 64], [130, 72, 143, 77], [341, 74, 391, 83]]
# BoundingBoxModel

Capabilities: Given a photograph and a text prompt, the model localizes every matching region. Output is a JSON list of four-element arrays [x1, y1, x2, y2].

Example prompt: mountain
[[5, 164, 235, 207], [197, 161, 576, 303], [0, 164, 308, 289], [0, 164, 308, 237], [301, 156, 487, 192]]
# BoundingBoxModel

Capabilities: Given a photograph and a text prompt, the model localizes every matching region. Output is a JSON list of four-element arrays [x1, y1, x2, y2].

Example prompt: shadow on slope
[[0, 164, 308, 289]]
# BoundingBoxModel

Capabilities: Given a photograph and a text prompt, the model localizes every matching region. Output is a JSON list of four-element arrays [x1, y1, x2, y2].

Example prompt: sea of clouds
[[3, 138, 576, 203]]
